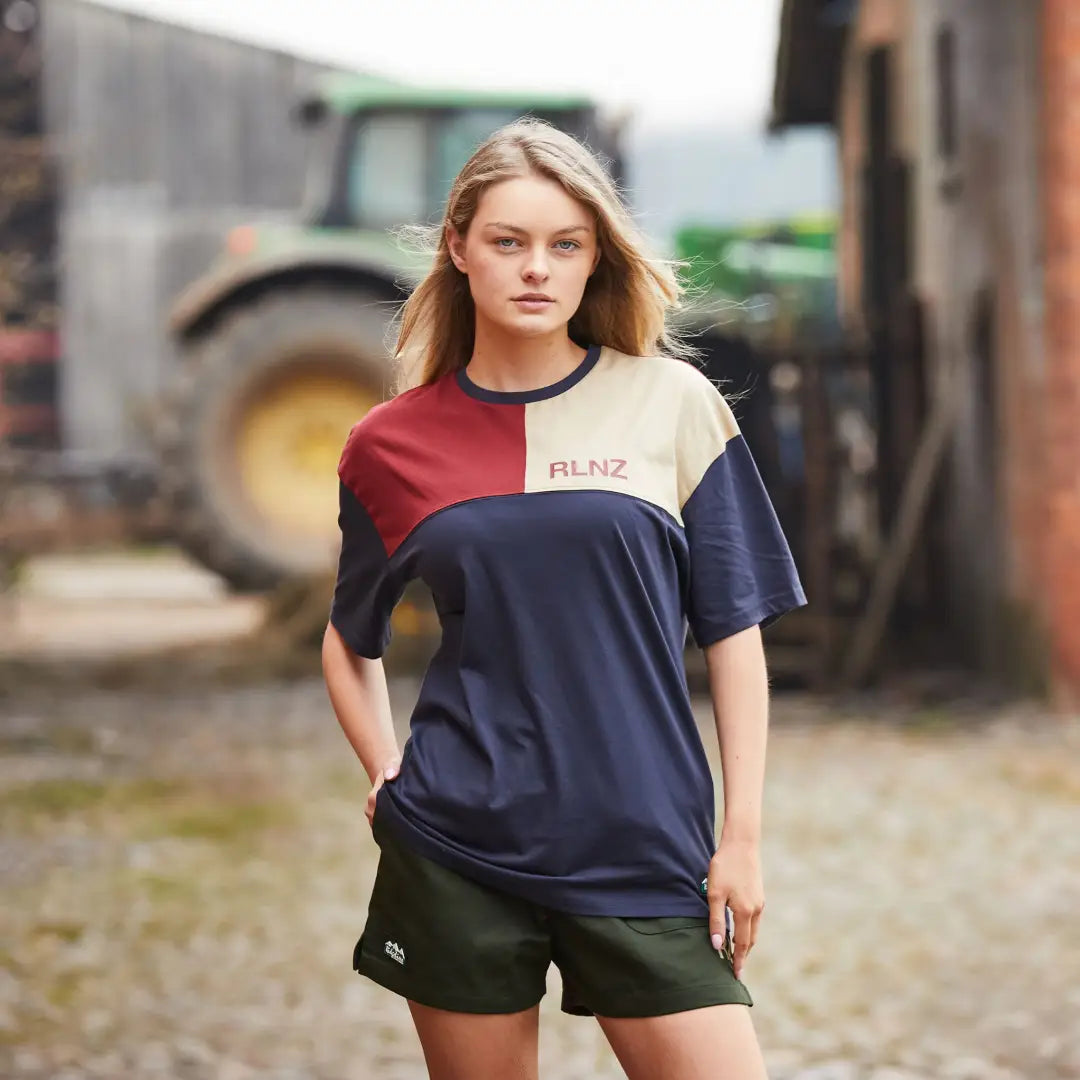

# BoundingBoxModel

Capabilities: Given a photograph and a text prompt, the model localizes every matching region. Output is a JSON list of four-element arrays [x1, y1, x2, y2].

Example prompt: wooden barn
[[772, 0, 1080, 704]]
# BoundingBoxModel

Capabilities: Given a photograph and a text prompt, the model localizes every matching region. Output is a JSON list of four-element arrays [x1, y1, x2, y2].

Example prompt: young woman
[[322, 120, 806, 1080]]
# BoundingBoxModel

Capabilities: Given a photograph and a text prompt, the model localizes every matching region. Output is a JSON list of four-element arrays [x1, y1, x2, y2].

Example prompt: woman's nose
[[522, 248, 550, 281]]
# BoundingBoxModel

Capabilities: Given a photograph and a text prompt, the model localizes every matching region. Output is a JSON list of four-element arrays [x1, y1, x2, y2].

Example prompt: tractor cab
[[295, 76, 621, 233], [163, 75, 621, 593]]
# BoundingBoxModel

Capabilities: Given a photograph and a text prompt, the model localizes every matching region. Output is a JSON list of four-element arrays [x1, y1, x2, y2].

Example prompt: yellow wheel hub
[[234, 368, 377, 544]]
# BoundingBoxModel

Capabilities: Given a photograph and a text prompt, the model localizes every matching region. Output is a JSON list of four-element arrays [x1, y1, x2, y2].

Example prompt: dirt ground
[[1, 669, 1078, 1080], [0, 553, 265, 662]]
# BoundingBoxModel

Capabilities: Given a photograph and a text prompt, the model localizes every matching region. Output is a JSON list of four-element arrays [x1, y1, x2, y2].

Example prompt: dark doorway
[[969, 284, 1002, 659]]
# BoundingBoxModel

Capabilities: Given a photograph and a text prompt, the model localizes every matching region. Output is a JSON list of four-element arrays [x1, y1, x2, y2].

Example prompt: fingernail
[[711, 933, 724, 952]]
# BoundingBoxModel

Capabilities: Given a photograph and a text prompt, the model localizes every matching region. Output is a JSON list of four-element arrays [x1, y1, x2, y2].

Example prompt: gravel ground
[[1, 677, 1078, 1080]]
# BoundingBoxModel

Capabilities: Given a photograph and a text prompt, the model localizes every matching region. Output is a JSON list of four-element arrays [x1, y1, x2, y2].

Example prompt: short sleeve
[[329, 480, 406, 659], [677, 368, 807, 647]]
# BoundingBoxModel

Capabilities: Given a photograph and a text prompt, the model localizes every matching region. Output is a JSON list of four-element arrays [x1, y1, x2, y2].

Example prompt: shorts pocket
[[621, 916, 710, 935], [371, 784, 397, 840]]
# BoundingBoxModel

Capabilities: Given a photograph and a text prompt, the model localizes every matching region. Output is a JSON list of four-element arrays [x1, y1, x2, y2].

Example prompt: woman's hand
[[365, 758, 400, 827], [705, 836, 764, 981]]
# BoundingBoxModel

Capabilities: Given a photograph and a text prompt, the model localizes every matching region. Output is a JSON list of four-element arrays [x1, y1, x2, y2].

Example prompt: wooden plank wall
[[40, 0, 340, 458]]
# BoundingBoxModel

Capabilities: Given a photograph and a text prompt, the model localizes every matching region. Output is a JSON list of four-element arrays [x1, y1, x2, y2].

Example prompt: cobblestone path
[[1, 680, 1077, 1079]]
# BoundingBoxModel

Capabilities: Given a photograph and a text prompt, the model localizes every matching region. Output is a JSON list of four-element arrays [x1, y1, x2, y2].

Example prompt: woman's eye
[[555, 240, 580, 251], [495, 238, 519, 249]]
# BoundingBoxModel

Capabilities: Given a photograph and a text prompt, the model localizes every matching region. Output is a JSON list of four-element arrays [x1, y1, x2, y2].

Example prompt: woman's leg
[[407, 1000, 542, 1080], [595, 1003, 767, 1080]]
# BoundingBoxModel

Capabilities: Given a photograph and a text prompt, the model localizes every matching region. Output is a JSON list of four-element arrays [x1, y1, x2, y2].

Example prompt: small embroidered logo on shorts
[[384, 940, 405, 966]]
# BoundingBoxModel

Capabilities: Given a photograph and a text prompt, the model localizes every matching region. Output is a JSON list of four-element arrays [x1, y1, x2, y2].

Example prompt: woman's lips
[[513, 297, 555, 312]]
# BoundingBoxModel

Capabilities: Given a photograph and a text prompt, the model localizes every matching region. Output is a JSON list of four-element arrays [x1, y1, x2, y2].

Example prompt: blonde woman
[[322, 120, 806, 1080]]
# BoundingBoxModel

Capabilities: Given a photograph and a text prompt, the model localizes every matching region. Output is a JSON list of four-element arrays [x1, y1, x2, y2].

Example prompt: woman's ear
[[446, 225, 468, 274]]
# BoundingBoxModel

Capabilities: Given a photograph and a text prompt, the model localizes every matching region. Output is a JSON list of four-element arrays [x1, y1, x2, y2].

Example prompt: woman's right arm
[[322, 619, 401, 824]]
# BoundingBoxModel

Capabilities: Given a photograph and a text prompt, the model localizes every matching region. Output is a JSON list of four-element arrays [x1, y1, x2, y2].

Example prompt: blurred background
[[0, 1, 1077, 1078]]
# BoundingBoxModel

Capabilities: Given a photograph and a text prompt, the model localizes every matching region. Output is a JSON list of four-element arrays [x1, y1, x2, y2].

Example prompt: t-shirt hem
[[691, 586, 808, 648], [375, 794, 711, 918], [328, 607, 386, 660]]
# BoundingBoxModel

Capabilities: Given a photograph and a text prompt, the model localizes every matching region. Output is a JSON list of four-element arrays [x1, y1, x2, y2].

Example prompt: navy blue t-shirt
[[330, 345, 806, 916]]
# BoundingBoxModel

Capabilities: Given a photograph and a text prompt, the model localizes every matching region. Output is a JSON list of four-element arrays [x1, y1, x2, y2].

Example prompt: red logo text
[[549, 458, 628, 481]]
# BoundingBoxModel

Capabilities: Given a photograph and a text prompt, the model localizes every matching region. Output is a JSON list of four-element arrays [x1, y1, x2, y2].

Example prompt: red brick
[[1042, 0, 1080, 702]]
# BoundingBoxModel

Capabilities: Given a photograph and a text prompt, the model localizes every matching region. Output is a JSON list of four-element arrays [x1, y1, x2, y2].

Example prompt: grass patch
[[134, 872, 202, 904], [31, 920, 85, 944], [999, 760, 1080, 802], [0, 774, 296, 844], [144, 799, 293, 843], [0, 778, 111, 817], [0, 777, 190, 821], [901, 707, 959, 733], [48, 727, 99, 755], [44, 971, 86, 1008], [323, 763, 367, 799], [0, 727, 99, 755], [117, 871, 207, 942]]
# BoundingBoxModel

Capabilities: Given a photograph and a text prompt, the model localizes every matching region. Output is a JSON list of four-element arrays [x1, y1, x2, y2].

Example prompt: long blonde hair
[[392, 118, 692, 390]]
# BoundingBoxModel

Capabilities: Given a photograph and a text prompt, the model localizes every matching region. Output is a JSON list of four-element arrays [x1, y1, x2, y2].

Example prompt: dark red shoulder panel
[[339, 376, 526, 555]]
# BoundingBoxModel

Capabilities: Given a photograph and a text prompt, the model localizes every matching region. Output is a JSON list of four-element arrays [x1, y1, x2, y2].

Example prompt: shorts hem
[[356, 956, 546, 1016], [561, 980, 753, 1018]]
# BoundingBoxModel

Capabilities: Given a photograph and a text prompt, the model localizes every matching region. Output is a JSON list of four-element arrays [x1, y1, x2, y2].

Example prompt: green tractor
[[161, 73, 622, 591], [674, 214, 839, 341]]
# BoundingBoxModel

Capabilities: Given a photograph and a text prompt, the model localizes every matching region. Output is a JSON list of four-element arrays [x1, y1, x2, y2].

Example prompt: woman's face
[[447, 174, 601, 340]]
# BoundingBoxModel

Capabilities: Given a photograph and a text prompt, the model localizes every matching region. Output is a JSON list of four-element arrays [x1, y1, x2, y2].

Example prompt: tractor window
[[348, 114, 428, 227], [432, 109, 521, 209], [299, 112, 345, 222]]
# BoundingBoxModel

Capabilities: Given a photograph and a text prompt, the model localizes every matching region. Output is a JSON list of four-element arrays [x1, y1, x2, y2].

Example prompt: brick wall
[[1042, 0, 1080, 705]]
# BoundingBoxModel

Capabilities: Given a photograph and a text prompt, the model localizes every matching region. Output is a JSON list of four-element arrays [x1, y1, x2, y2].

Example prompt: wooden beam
[[839, 366, 959, 688]]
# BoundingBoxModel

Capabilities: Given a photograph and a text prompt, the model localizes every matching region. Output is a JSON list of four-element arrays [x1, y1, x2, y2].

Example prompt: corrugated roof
[[76, 0, 352, 70], [79, 2, 595, 118]]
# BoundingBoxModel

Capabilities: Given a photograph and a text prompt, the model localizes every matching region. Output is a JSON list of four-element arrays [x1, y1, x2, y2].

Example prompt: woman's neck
[[464, 325, 587, 394]]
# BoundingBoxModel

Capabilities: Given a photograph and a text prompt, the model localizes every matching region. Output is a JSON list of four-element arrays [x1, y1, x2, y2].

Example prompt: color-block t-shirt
[[330, 344, 806, 916]]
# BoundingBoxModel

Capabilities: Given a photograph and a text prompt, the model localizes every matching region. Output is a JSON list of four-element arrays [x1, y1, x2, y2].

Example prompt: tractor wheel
[[157, 287, 393, 591]]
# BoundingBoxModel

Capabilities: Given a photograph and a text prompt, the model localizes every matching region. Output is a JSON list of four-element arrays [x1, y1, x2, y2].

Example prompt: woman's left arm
[[703, 623, 770, 982]]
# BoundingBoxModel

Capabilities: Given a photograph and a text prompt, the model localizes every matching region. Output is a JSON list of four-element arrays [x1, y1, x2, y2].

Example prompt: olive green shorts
[[353, 817, 753, 1018]]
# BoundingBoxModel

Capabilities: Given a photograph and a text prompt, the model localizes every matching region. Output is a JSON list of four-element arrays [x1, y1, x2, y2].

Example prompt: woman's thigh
[[407, 1000, 541, 1080], [596, 1003, 767, 1080]]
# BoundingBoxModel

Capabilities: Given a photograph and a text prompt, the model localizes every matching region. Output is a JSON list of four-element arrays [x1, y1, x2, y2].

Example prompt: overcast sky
[[84, 0, 784, 132]]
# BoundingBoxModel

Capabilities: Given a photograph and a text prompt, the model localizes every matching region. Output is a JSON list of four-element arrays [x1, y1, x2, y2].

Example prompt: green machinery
[[162, 72, 622, 592], [162, 69, 837, 612]]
